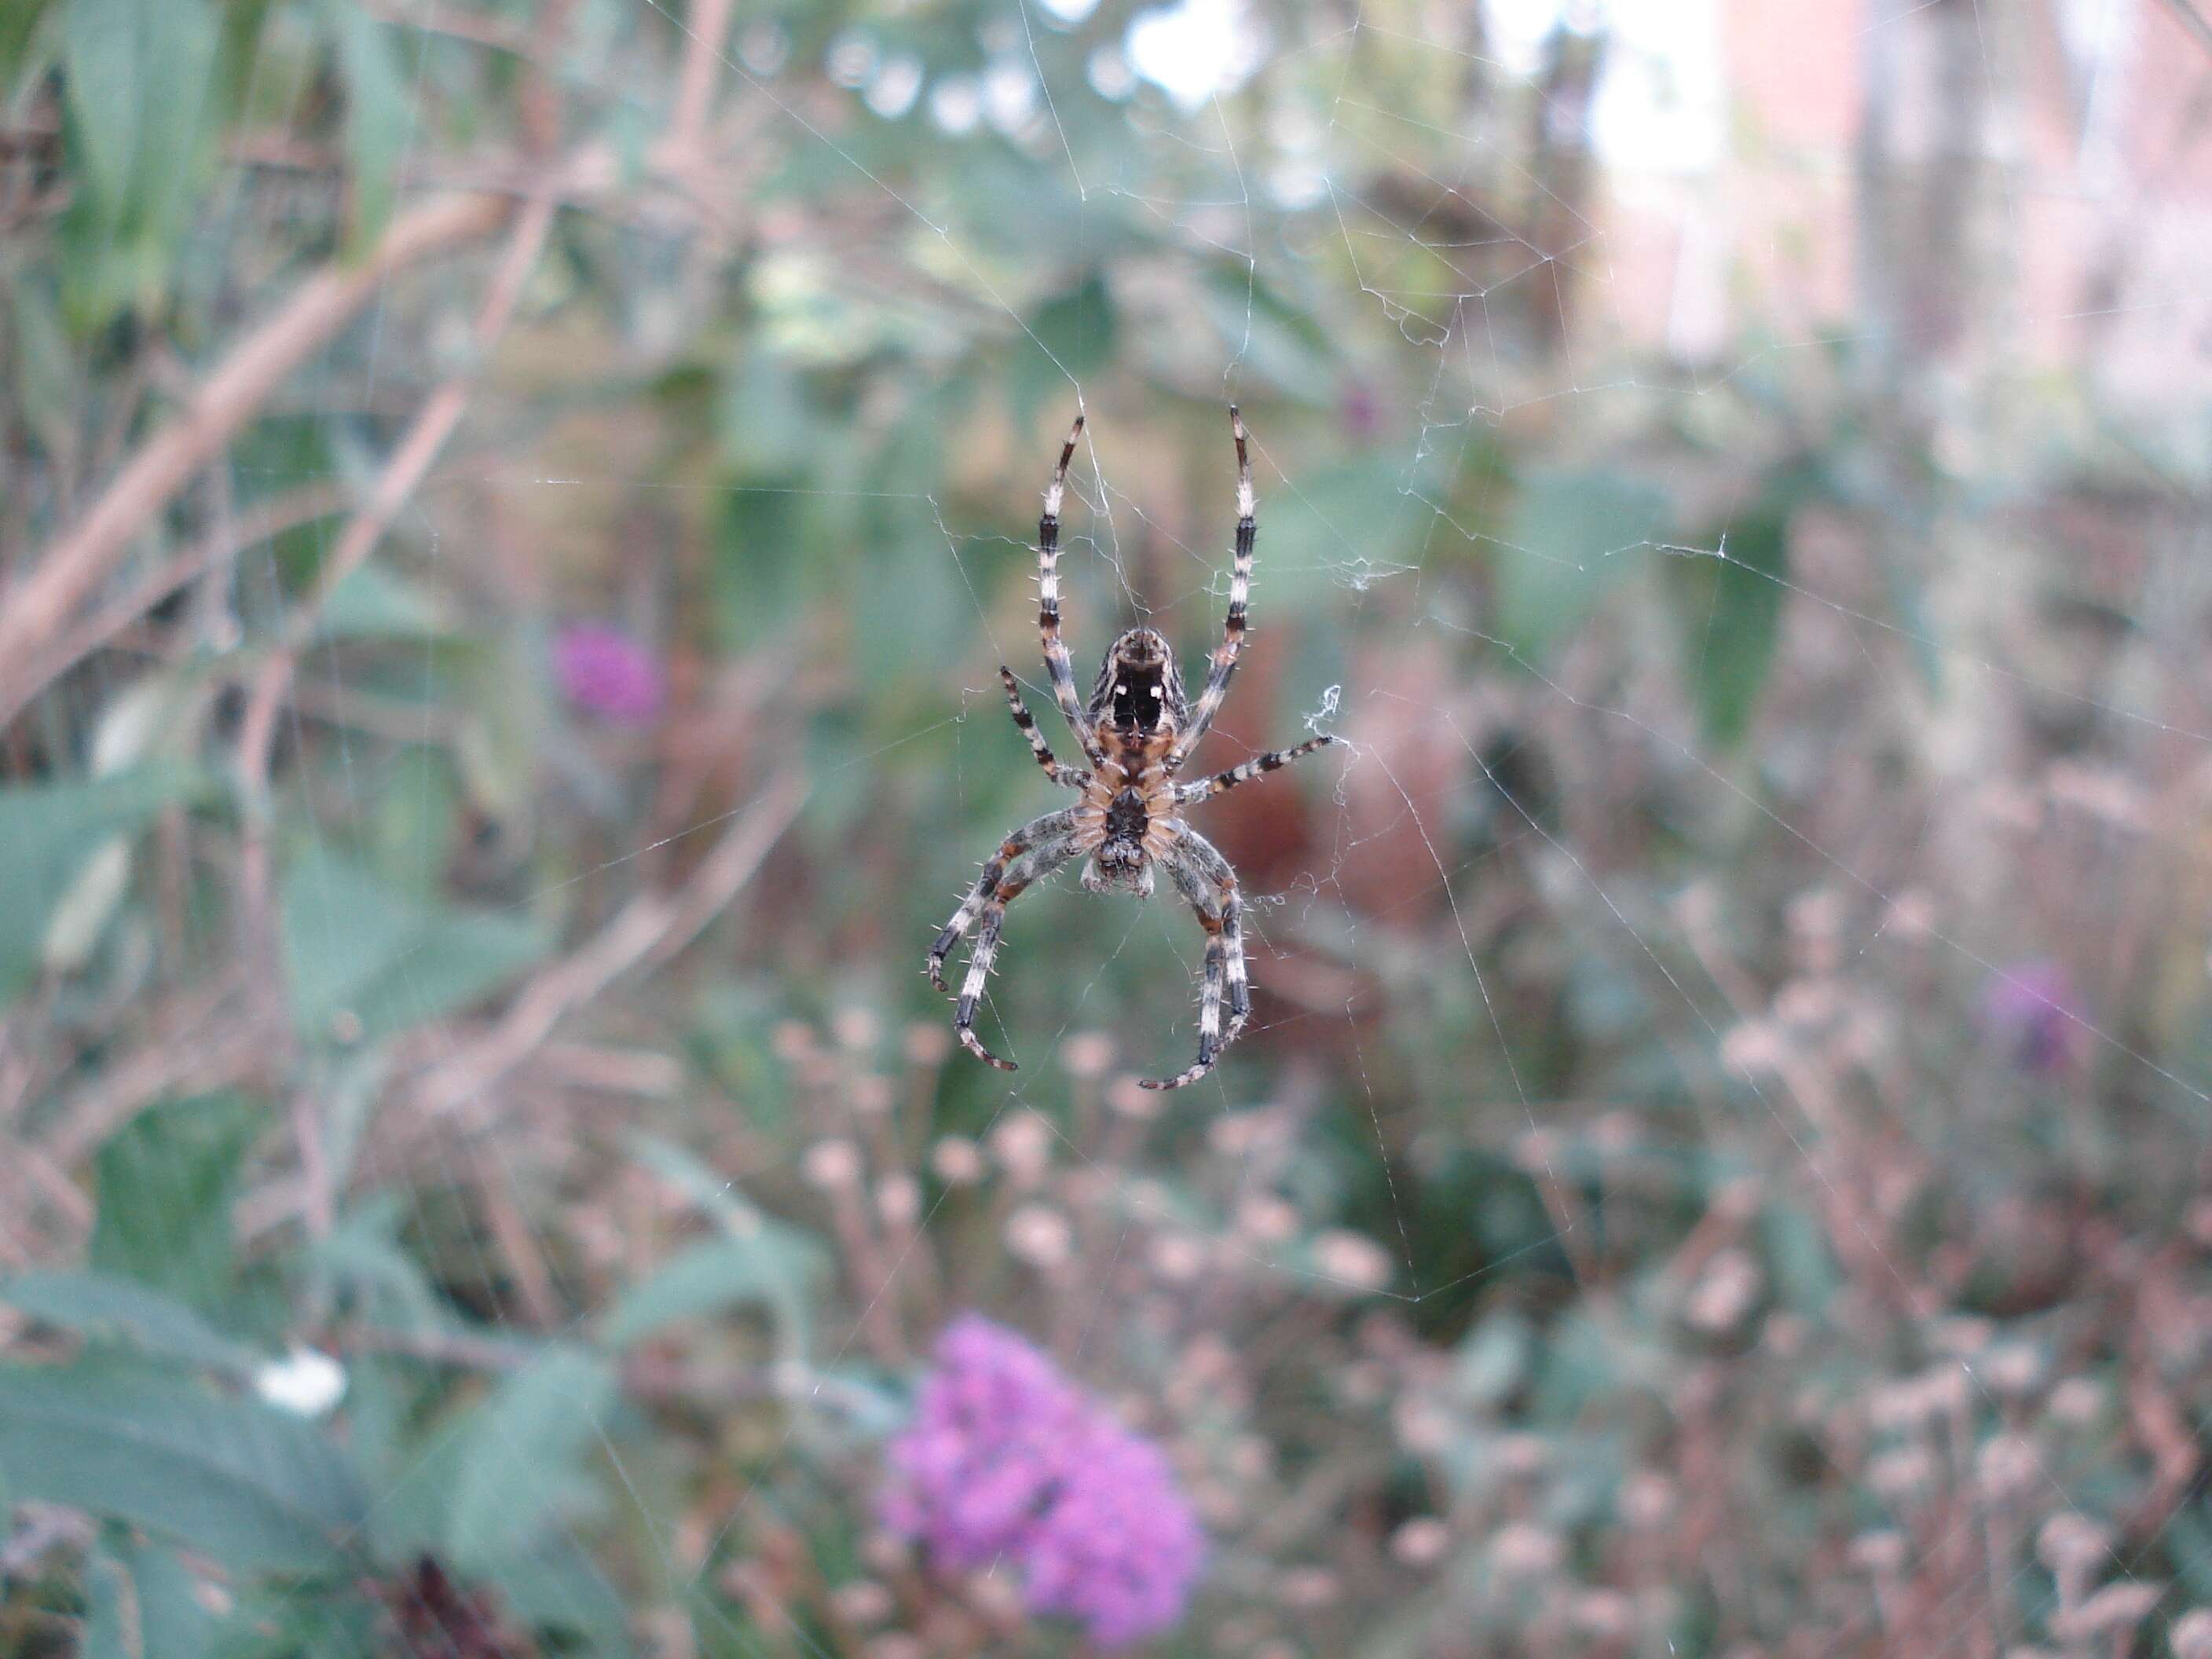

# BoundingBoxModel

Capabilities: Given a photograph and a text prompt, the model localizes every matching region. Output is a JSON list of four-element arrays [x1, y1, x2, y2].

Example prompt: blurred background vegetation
[[5, 0, 2212, 1654]]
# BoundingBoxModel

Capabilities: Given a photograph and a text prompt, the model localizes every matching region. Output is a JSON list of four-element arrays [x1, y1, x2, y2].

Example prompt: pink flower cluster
[[881, 1315, 1205, 1649], [552, 623, 665, 726]]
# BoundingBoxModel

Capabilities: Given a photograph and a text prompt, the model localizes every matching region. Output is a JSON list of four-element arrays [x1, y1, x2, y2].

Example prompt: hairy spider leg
[[1000, 665, 1091, 789], [1176, 734, 1339, 804], [1170, 407, 1255, 771], [928, 808, 1079, 993], [1142, 826, 1251, 1090], [1038, 416, 1108, 771], [950, 833, 1084, 1071]]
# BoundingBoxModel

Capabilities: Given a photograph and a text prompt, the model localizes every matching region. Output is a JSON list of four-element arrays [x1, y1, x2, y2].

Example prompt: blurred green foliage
[[5, 0, 2212, 1654]]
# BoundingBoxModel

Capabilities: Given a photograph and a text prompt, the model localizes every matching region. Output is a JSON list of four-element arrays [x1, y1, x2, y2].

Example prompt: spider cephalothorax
[[927, 409, 1339, 1090]]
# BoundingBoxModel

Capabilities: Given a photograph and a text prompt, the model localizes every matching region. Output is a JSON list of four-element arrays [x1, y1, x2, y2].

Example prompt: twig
[[0, 192, 510, 709], [661, 0, 739, 170], [413, 771, 806, 1116], [0, 482, 346, 727], [40, 991, 263, 1169], [232, 185, 560, 1065]]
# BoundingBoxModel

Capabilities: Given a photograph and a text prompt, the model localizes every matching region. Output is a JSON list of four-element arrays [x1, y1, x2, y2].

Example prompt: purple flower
[[881, 1316, 1205, 1649], [553, 624, 665, 726], [1983, 960, 2082, 1074], [1339, 379, 1382, 442]]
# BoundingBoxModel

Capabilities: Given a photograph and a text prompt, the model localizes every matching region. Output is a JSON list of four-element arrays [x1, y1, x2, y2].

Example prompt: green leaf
[[0, 0, 59, 90], [716, 354, 813, 476], [0, 1271, 260, 1375], [626, 1132, 779, 1237], [61, 0, 145, 224], [599, 1231, 823, 1354], [90, 1093, 258, 1312], [0, 1363, 369, 1572], [9, 277, 77, 465], [445, 1346, 617, 1569], [316, 562, 453, 641], [1029, 272, 1117, 379], [1202, 265, 1335, 401], [58, 0, 222, 317], [1010, 271, 1116, 428], [1670, 496, 1792, 749], [1758, 1201, 1840, 1318], [85, 1543, 130, 1659], [326, 5, 410, 255], [480, 1536, 635, 1658], [1496, 469, 1671, 661], [280, 844, 549, 1046], [0, 762, 208, 1003], [101, 1533, 215, 1659]]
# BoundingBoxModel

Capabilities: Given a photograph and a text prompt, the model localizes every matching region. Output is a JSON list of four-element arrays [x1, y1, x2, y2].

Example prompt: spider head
[[1090, 628, 1188, 738]]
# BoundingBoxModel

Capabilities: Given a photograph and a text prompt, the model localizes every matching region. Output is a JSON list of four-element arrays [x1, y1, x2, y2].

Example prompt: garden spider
[[928, 408, 1339, 1090]]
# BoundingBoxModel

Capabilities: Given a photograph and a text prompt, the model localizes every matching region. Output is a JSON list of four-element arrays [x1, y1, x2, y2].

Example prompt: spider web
[[20, 0, 2212, 1652]]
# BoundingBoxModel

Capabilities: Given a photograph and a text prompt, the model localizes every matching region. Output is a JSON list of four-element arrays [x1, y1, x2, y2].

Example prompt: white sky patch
[[738, 21, 789, 78], [1485, 0, 1573, 77], [1482, 0, 1722, 175], [931, 75, 984, 134], [1040, 0, 1102, 23], [867, 57, 925, 119], [1125, 0, 1270, 109], [1088, 45, 1137, 101], [826, 31, 877, 90], [1590, 0, 1724, 175], [983, 57, 1040, 132]]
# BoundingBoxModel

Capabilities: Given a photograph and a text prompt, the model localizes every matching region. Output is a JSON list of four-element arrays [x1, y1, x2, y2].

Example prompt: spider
[[928, 408, 1339, 1090]]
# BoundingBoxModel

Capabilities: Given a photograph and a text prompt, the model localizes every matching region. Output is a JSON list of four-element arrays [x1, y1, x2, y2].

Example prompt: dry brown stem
[[0, 482, 346, 728], [0, 192, 510, 708], [412, 771, 807, 1116]]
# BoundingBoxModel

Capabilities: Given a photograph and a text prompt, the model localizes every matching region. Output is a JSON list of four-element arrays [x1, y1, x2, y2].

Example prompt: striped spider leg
[[930, 408, 1339, 1088]]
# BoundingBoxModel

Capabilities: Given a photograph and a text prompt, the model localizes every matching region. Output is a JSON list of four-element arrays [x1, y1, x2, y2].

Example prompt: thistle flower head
[[881, 1315, 1205, 1650]]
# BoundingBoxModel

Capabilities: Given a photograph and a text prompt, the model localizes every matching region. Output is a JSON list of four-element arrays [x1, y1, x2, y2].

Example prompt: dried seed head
[[2046, 1376, 2103, 1425], [1004, 1203, 1074, 1268], [802, 1139, 862, 1192], [2052, 1581, 2163, 1643], [989, 1110, 1053, 1182], [1496, 1434, 1551, 1480], [1106, 1077, 1163, 1119], [903, 1021, 954, 1065], [930, 1135, 984, 1185], [1620, 1471, 1676, 1529], [2168, 1608, 2212, 1659], [1974, 1434, 2041, 1503], [1489, 1523, 1565, 1581], [1866, 1445, 1937, 1500], [1849, 1530, 1908, 1575], [1233, 1195, 1300, 1243], [1685, 1248, 1764, 1333], [2035, 1513, 2111, 1576], [1981, 1342, 2044, 1400], [828, 1580, 893, 1628], [1277, 1567, 1339, 1608], [831, 1007, 879, 1051], [1060, 1030, 1114, 1078], [1311, 1229, 1394, 1291], [1149, 1233, 1206, 1282], [1573, 1590, 1635, 1639], [875, 1173, 920, 1228], [1391, 1518, 1451, 1567]]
